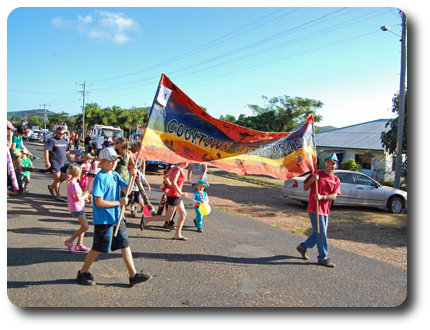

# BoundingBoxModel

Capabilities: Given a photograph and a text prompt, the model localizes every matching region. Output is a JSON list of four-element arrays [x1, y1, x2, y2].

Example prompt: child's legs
[[194, 208, 203, 228], [145, 204, 176, 223], [121, 247, 137, 277], [67, 213, 89, 243], [16, 171, 23, 192], [23, 176, 29, 189], [81, 250, 100, 272], [174, 202, 187, 238]]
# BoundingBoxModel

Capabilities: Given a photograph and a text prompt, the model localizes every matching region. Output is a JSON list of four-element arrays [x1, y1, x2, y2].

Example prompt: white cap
[[98, 147, 121, 161]]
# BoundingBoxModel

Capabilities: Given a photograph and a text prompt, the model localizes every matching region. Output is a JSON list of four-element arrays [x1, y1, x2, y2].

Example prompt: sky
[[6, 6, 405, 128]]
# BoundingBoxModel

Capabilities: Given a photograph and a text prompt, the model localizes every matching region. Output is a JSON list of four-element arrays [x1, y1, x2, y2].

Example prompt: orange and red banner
[[138, 74, 316, 180]]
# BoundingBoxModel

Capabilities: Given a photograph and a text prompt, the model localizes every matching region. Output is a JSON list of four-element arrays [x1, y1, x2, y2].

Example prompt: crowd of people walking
[[7, 120, 340, 287]]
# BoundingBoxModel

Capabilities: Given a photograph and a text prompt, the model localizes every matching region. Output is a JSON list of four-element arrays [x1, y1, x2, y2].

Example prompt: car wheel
[[388, 196, 403, 214]]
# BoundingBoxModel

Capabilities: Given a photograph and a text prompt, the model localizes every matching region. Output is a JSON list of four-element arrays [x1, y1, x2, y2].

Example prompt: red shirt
[[166, 166, 186, 197], [304, 170, 341, 216]]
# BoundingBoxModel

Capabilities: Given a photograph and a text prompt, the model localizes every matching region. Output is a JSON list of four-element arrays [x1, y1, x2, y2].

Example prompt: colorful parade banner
[[137, 74, 317, 180]]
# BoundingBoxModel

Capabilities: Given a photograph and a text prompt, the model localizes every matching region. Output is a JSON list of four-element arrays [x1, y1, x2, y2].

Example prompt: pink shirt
[[304, 170, 341, 216], [67, 179, 85, 213], [167, 166, 186, 197]]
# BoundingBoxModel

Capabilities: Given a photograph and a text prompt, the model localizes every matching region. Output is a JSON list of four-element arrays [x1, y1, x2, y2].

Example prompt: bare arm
[[316, 192, 338, 201], [95, 196, 127, 208], [74, 191, 89, 202], [44, 149, 51, 168], [201, 164, 208, 179], [187, 163, 193, 181], [303, 173, 317, 191]]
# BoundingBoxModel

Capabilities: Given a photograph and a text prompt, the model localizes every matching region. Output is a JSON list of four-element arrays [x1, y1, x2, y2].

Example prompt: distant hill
[[316, 125, 337, 133], [7, 109, 57, 118]]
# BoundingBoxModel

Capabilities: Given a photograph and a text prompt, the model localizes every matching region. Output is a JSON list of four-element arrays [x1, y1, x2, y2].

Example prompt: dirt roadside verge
[[144, 169, 407, 269]]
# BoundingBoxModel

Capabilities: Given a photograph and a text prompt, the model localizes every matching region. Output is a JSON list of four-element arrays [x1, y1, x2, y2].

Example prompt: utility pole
[[40, 103, 51, 143], [76, 81, 91, 138], [380, 11, 407, 189], [394, 12, 407, 189]]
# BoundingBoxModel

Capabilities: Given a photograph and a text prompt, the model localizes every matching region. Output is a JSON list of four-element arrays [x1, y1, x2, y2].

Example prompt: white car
[[283, 170, 407, 214], [29, 130, 42, 141]]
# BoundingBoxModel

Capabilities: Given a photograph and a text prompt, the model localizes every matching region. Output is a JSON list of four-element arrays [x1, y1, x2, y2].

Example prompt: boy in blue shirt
[[76, 147, 152, 287]]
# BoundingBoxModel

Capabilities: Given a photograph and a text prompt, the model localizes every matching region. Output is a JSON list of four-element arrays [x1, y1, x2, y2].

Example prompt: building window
[[355, 154, 372, 170]]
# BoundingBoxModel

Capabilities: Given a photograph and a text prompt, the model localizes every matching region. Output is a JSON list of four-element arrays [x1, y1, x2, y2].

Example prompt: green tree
[[26, 114, 44, 128], [220, 114, 237, 122], [84, 103, 103, 130], [47, 112, 73, 130], [381, 91, 407, 175], [248, 95, 323, 132]]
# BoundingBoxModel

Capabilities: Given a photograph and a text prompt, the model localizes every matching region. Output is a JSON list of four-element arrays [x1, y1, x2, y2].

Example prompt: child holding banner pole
[[76, 148, 151, 287], [296, 154, 341, 268]]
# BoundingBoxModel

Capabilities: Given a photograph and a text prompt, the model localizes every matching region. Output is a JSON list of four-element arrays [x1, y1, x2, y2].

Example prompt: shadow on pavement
[[8, 246, 313, 268]]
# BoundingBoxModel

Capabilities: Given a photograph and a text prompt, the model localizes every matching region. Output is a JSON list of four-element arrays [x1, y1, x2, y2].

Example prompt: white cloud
[[51, 11, 140, 45]]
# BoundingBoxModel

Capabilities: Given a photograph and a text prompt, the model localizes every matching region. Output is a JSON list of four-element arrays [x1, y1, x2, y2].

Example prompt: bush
[[340, 159, 361, 172]]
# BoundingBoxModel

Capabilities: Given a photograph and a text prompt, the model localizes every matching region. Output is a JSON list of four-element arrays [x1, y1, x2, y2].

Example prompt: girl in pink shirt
[[64, 164, 90, 252]]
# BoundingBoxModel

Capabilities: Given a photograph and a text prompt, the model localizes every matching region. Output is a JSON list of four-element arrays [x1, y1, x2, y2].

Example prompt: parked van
[[91, 125, 123, 141], [90, 125, 123, 149]]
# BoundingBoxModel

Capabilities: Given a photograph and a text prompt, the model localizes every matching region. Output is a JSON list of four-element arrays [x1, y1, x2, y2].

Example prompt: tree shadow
[[7, 246, 311, 269], [8, 226, 94, 237]]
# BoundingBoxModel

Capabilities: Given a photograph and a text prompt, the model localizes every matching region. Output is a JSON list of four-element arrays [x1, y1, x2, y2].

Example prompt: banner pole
[[113, 158, 140, 237], [315, 174, 320, 234]]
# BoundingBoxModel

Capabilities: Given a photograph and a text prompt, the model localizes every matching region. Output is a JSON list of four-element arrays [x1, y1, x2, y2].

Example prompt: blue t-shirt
[[45, 136, 70, 169], [92, 170, 127, 225]]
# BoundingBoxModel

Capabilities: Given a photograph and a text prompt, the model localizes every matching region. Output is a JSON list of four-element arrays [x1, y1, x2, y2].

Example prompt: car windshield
[[100, 129, 123, 138]]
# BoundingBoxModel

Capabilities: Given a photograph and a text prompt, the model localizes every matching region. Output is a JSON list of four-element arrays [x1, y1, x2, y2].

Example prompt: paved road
[[7, 142, 407, 307]]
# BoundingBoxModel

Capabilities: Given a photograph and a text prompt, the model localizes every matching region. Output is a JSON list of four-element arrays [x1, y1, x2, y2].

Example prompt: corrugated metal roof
[[316, 119, 392, 151]]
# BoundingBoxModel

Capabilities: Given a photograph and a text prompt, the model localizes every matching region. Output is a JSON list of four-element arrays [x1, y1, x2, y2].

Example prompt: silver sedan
[[283, 170, 407, 214]]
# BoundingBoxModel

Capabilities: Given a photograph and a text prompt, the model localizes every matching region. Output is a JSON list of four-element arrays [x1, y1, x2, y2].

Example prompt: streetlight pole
[[381, 11, 407, 189]]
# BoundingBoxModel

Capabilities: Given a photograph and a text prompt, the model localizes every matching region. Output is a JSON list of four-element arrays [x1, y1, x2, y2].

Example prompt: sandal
[[172, 237, 188, 241], [47, 185, 54, 197], [64, 240, 75, 252]]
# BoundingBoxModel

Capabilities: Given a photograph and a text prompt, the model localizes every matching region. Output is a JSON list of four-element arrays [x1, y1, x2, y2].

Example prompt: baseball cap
[[22, 147, 29, 154], [326, 153, 339, 164], [99, 147, 121, 161]]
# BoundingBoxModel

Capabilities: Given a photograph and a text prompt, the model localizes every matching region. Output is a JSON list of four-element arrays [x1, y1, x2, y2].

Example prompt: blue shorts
[[71, 210, 85, 217], [51, 163, 69, 174], [92, 222, 130, 253]]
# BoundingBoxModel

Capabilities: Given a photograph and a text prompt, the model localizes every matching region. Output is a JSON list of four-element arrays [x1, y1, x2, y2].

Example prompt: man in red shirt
[[296, 154, 341, 268]]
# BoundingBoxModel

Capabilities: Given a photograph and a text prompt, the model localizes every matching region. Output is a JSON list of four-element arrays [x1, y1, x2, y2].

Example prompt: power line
[[91, 8, 301, 83], [91, 8, 384, 93]]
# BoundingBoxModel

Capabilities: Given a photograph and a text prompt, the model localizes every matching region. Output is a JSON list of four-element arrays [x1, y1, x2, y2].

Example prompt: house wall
[[316, 148, 395, 180]]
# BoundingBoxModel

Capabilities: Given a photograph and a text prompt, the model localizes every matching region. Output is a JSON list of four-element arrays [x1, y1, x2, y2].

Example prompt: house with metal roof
[[316, 119, 395, 180]]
